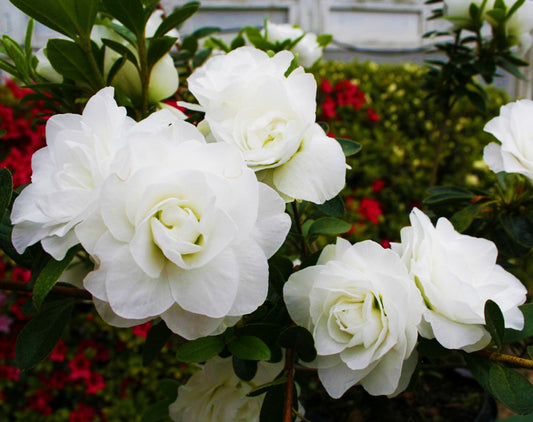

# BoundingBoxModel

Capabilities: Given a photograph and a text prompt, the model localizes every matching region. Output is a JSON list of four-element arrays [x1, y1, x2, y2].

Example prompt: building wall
[[1, 0, 532, 98]]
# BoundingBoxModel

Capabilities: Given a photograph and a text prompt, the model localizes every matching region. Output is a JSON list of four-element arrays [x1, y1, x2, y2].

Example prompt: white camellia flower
[[392, 208, 527, 352], [169, 357, 283, 422], [92, 10, 179, 103], [11, 87, 135, 260], [75, 111, 291, 339], [283, 238, 424, 398], [504, 0, 533, 53], [264, 21, 323, 67], [187, 46, 345, 204], [483, 99, 533, 182]]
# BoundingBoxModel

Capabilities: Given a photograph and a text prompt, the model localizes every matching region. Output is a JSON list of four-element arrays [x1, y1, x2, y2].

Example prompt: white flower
[[92, 10, 179, 103], [483, 99, 533, 182], [264, 21, 323, 67], [504, 0, 533, 52], [11, 87, 135, 260], [283, 238, 424, 398], [444, 0, 494, 22], [169, 357, 283, 422], [75, 114, 290, 339], [187, 46, 345, 203], [392, 208, 527, 352]]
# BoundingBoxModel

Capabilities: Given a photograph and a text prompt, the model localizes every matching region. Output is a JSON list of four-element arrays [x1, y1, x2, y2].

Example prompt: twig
[[0, 280, 92, 300], [476, 350, 533, 370], [283, 348, 295, 422]]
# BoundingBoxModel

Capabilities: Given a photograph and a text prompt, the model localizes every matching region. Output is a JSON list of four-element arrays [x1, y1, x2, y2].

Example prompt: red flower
[[40, 370, 68, 390], [367, 107, 380, 122], [68, 353, 92, 380], [358, 198, 383, 224], [85, 372, 106, 395], [132, 321, 152, 338], [321, 96, 337, 119], [381, 239, 391, 249], [69, 403, 97, 422], [28, 389, 53, 416], [50, 339, 67, 362], [320, 79, 333, 94], [11, 267, 31, 282], [371, 179, 385, 192], [0, 364, 20, 381]]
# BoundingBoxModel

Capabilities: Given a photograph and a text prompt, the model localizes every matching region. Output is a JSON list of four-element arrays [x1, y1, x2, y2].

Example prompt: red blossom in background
[[27, 389, 54, 415], [132, 321, 152, 338], [0, 363, 20, 381], [68, 353, 92, 381], [69, 403, 97, 422], [371, 179, 385, 192], [50, 339, 67, 362], [358, 198, 383, 224], [85, 372, 106, 394]]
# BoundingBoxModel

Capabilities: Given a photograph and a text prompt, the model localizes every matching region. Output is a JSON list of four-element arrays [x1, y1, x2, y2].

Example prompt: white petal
[[161, 304, 231, 340]]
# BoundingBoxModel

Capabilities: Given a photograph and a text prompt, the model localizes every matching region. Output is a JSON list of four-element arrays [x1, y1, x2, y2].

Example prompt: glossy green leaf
[[32, 247, 77, 309], [46, 39, 97, 87], [464, 352, 493, 394], [336, 138, 362, 157], [278, 326, 316, 362], [424, 186, 476, 204], [489, 364, 533, 415], [147, 36, 177, 69], [484, 300, 505, 350], [233, 356, 258, 381], [143, 320, 173, 366], [230, 35, 245, 50], [102, 38, 139, 67], [0, 168, 13, 221], [102, 0, 145, 37], [504, 304, 532, 343], [192, 48, 211, 68], [176, 336, 224, 363], [450, 203, 485, 233], [259, 383, 285, 422], [309, 217, 351, 237], [227, 336, 271, 361], [153, 1, 200, 38], [244, 26, 272, 50], [500, 213, 533, 248], [15, 298, 75, 370], [316, 195, 344, 217]]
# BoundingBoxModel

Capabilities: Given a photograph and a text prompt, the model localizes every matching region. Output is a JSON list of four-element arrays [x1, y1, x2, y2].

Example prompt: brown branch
[[476, 350, 533, 370], [283, 348, 295, 422], [0, 280, 92, 300]]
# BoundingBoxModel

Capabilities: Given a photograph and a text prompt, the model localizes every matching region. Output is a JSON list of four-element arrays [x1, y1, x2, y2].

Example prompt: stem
[[137, 33, 150, 119], [477, 350, 533, 370], [291, 202, 307, 258], [79, 36, 106, 90], [0, 280, 92, 300], [283, 348, 295, 422]]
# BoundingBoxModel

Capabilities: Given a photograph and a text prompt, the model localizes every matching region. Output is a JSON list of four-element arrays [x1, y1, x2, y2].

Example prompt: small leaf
[[278, 326, 316, 362], [153, 1, 200, 38], [244, 26, 272, 50], [230, 35, 245, 50], [484, 300, 505, 350], [316, 33, 333, 47], [46, 39, 98, 88], [316, 195, 344, 217], [192, 27, 220, 39], [489, 364, 533, 415], [15, 298, 75, 370], [500, 213, 533, 248], [227, 335, 271, 361], [102, 38, 139, 68], [176, 336, 224, 363], [147, 36, 177, 69], [143, 320, 173, 366], [101, 0, 145, 37], [450, 203, 485, 232], [0, 168, 13, 221], [192, 48, 212, 68], [336, 138, 361, 156], [140, 399, 174, 422], [309, 217, 351, 237], [248, 376, 288, 397], [464, 352, 493, 394], [233, 356, 258, 381], [32, 247, 77, 309], [424, 186, 476, 204], [259, 383, 285, 422]]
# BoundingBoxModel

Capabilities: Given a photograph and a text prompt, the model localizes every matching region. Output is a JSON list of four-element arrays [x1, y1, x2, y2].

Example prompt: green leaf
[[316, 33, 333, 47], [24, 18, 35, 59], [153, 1, 200, 38], [32, 247, 77, 309], [504, 304, 532, 343], [450, 203, 485, 232], [230, 35, 246, 51], [278, 326, 317, 362], [46, 39, 98, 87], [192, 27, 221, 39], [464, 353, 493, 394], [176, 336, 224, 363], [244, 26, 272, 50], [206, 37, 229, 52], [227, 336, 271, 361], [484, 300, 505, 350], [158, 378, 180, 400], [248, 375, 288, 397], [181, 35, 198, 54], [309, 217, 351, 237], [147, 36, 177, 69], [489, 364, 533, 415], [500, 213, 533, 248], [140, 399, 174, 422], [192, 48, 212, 68], [424, 186, 476, 204], [143, 320, 173, 366], [102, 38, 139, 68], [259, 383, 285, 422], [0, 169, 13, 221], [1, 35, 30, 80], [336, 138, 362, 157], [102, 0, 146, 37], [417, 338, 449, 358], [316, 195, 344, 217], [15, 298, 75, 370], [10, 0, 97, 39], [233, 356, 258, 381]]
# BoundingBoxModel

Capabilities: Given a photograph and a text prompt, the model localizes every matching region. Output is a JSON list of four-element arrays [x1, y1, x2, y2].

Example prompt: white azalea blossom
[[169, 357, 283, 422], [187, 46, 345, 203], [11, 87, 135, 260], [483, 99, 533, 182], [392, 208, 527, 352], [283, 238, 424, 398], [264, 21, 323, 67], [504, 0, 533, 53], [74, 105, 290, 339], [444, 0, 494, 21]]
